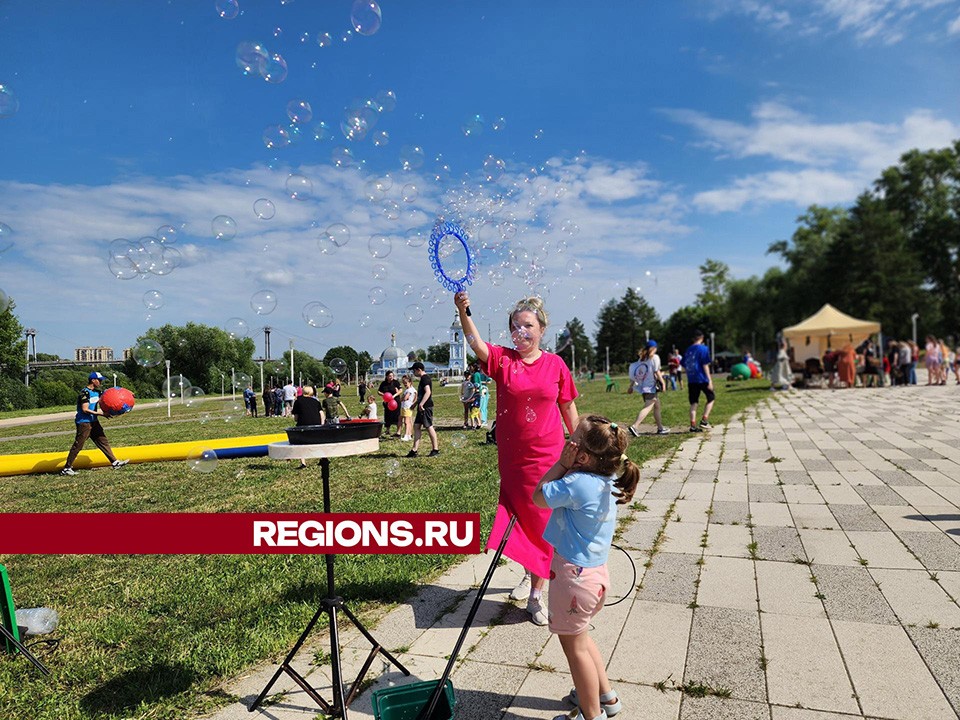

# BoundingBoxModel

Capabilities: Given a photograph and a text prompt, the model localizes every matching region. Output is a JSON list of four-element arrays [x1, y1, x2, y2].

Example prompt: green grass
[[0, 375, 771, 719]]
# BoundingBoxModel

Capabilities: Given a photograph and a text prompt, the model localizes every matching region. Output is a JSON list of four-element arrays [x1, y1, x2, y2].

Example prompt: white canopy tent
[[782, 304, 881, 363]]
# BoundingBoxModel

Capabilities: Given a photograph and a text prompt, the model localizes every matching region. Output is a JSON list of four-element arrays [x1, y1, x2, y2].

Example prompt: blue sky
[[0, 0, 958, 365]]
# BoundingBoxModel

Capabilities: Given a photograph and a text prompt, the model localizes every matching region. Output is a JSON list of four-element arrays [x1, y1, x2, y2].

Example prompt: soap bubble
[[263, 124, 291, 149], [373, 130, 390, 147], [143, 290, 164, 310], [215, 0, 238, 19], [406, 228, 426, 247], [0, 84, 19, 118], [461, 114, 485, 137], [287, 99, 312, 123], [330, 357, 347, 375], [199, 412, 211, 424], [0, 222, 14, 253], [286, 173, 312, 200], [318, 234, 338, 255], [303, 301, 333, 328], [186, 448, 218, 473], [533, 129, 544, 140], [492, 116, 506, 131], [384, 458, 400, 477], [566, 259, 582, 275], [234, 372, 253, 390], [325, 223, 350, 247], [316, 32, 333, 47], [368, 235, 392, 258], [401, 184, 418, 203], [184, 386, 206, 408], [340, 111, 369, 142], [351, 0, 382, 35], [376, 89, 397, 112], [372, 263, 388, 280], [483, 155, 505, 182], [312, 121, 331, 141], [450, 433, 467, 449], [341, 30, 354, 43], [108, 254, 140, 280], [359, 313, 372, 327], [261, 53, 288, 83], [254, 198, 276, 219], [235, 42, 268, 76], [404, 304, 423, 323], [487, 269, 504, 286], [224, 317, 249, 338], [251, 289, 277, 315], [400, 145, 425, 171], [381, 200, 401, 220], [332, 146, 355, 168], [212, 215, 237, 240], [402, 283, 414, 295], [163, 375, 192, 399], [419, 286, 432, 299], [132, 339, 164, 367], [156, 225, 178, 244], [369, 287, 386, 305], [561, 219, 580, 236]]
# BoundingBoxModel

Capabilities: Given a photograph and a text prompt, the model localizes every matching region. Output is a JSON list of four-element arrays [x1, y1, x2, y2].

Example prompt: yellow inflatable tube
[[0, 433, 287, 477]]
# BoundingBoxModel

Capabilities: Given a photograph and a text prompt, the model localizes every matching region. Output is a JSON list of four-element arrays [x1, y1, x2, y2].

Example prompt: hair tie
[[620, 453, 628, 463], [610, 422, 618, 429]]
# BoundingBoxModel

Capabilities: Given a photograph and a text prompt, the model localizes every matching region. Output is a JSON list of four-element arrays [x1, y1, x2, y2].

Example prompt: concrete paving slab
[[799, 529, 862, 567], [753, 526, 806, 562], [662, 521, 712, 555], [829, 505, 888, 532], [833, 620, 957, 720], [684, 606, 766, 702], [792, 504, 840, 531], [937, 570, 960, 603], [673, 499, 713, 521], [845, 531, 923, 570], [904, 626, 960, 717], [810, 565, 898, 625], [815, 483, 866, 506], [711, 501, 752, 525], [869, 568, 960, 627], [761, 613, 859, 715], [715, 484, 751, 502], [681, 696, 771, 720], [898, 532, 960, 571], [750, 502, 794, 527], [606, 600, 693, 686], [447, 657, 532, 720], [697, 556, 757, 611], [619, 519, 664, 552], [704, 524, 754, 559], [771, 709, 864, 720], [756, 560, 824, 618], [783, 485, 826, 505], [873, 505, 940, 533], [750, 486, 787, 503], [638, 552, 702, 605], [874, 470, 923, 486], [896, 485, 955, 506]]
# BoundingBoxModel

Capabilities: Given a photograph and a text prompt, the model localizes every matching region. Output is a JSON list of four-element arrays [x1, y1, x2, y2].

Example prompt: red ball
[[387, 400, 398, 411], [383, 392, 394, 403], [100, 387, 136, 416]]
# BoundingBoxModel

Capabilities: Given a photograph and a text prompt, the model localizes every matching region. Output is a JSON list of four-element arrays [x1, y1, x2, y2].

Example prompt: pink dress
[[483, 342, 578, 578]]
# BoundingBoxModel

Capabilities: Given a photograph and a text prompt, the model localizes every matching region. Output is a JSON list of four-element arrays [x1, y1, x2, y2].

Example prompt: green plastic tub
[[371, 679, 455, 720]]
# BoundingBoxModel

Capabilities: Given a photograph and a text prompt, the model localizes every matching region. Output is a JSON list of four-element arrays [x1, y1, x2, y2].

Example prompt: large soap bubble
[[224, 317, 249, 338], [303, 301, 333, 328], [186, 448, 218, 473], [286, 173, 312, 200], [143, 290, 164, 310], [0, 222, 14, 254], [215, 0, 239, 19], [163, 375, 192, 399], [0, 84, 19, 118], [325, 223, 350, 247], [254, 198, 276, 219], [236, 42, 268, 76], [329, 358, 347, 375], [261, 53, 288, 83], [351, 0, 382, 35], [212, 215, 237, 241], [287, 99, 312, 123], [250, 289, 277, 315], [132, 339, 164, 368]]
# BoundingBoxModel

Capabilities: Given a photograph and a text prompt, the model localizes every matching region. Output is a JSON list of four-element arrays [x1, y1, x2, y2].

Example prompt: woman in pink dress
[[455, 292, 579, 626]]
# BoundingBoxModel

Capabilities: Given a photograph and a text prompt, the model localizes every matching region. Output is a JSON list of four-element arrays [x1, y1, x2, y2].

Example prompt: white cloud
[[664, 102, 960, 212], [0, 156, 692, 358], [948, 12, 960, 32]]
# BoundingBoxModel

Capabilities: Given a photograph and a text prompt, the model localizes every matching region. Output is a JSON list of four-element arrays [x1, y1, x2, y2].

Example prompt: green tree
[[593, 288, 661, 370], [661, 305, 712, 359], [557, 317, 594, 372], [0, 296, 26, 380], [323, 346, 360, 379], [426, 343, 450, 364]]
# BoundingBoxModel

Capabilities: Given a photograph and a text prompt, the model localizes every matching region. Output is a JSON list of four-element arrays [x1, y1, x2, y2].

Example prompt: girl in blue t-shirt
[[533, 414, 639, 720]]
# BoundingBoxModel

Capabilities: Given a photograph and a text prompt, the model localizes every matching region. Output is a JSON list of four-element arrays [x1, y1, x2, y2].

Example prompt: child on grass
[[533, 414, 638, 720]]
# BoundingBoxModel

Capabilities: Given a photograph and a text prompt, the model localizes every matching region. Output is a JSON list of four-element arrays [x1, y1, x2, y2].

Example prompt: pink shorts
[[547, 554, 609, 635]]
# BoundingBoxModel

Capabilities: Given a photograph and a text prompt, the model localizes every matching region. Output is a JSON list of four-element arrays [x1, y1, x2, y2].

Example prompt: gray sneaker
[[60, 466, 76, 476], [509, 572, 531, 601], [526, 596, 548, 626]]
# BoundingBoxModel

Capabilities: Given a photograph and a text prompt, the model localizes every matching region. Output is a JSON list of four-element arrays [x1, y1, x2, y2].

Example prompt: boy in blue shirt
[[60, 372, 128, 475], [682, 329, 715, 432]]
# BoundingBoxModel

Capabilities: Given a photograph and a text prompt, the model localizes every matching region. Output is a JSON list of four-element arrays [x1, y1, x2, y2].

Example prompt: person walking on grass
[[533, 414, 636, 720], [628, 340, 668, 436], [682, 329, 714, 432], [60, 372, 128, 476], [406, 362, 439, 457]]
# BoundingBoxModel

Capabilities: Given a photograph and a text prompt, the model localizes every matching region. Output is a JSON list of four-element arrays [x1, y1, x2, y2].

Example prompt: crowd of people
[[815, 336, 960, 388]]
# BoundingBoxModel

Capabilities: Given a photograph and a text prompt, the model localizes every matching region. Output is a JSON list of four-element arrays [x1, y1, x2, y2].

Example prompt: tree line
[[557, 141, 960, 372]]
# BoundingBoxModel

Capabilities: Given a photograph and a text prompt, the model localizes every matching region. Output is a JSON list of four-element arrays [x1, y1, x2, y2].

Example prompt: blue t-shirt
[[683, 343, 712, 385], [75, 387, 100, 423], [541, 470, 617, 568]]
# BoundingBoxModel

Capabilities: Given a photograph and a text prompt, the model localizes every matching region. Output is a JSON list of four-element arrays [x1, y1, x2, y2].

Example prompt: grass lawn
[[0, 374, 772, 719]]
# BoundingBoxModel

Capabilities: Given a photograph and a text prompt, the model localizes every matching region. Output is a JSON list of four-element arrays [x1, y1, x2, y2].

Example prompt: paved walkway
[[204, 384, 960, 720]]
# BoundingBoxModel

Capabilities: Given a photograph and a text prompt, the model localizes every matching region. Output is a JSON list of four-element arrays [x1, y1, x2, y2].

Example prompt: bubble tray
[[371, 679, 455, 720]]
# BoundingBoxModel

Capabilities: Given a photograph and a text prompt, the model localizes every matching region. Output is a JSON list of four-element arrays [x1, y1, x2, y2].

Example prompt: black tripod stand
[[250, 456, 410, 717]]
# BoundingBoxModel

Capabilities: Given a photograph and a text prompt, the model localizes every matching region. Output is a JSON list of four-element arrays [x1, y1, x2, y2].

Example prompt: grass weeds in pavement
[[0, 375, 771, 719]]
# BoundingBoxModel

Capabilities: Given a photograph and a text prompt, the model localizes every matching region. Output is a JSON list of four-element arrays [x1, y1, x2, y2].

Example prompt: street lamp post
[[231, 368, 236, 402], [911, 313, 919, 346], [605, 346, 610, 375], [166, 360, 172, 418]]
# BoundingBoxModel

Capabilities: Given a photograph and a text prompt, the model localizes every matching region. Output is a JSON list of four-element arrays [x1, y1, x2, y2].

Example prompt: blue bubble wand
[[429, 220, 476, 315]]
